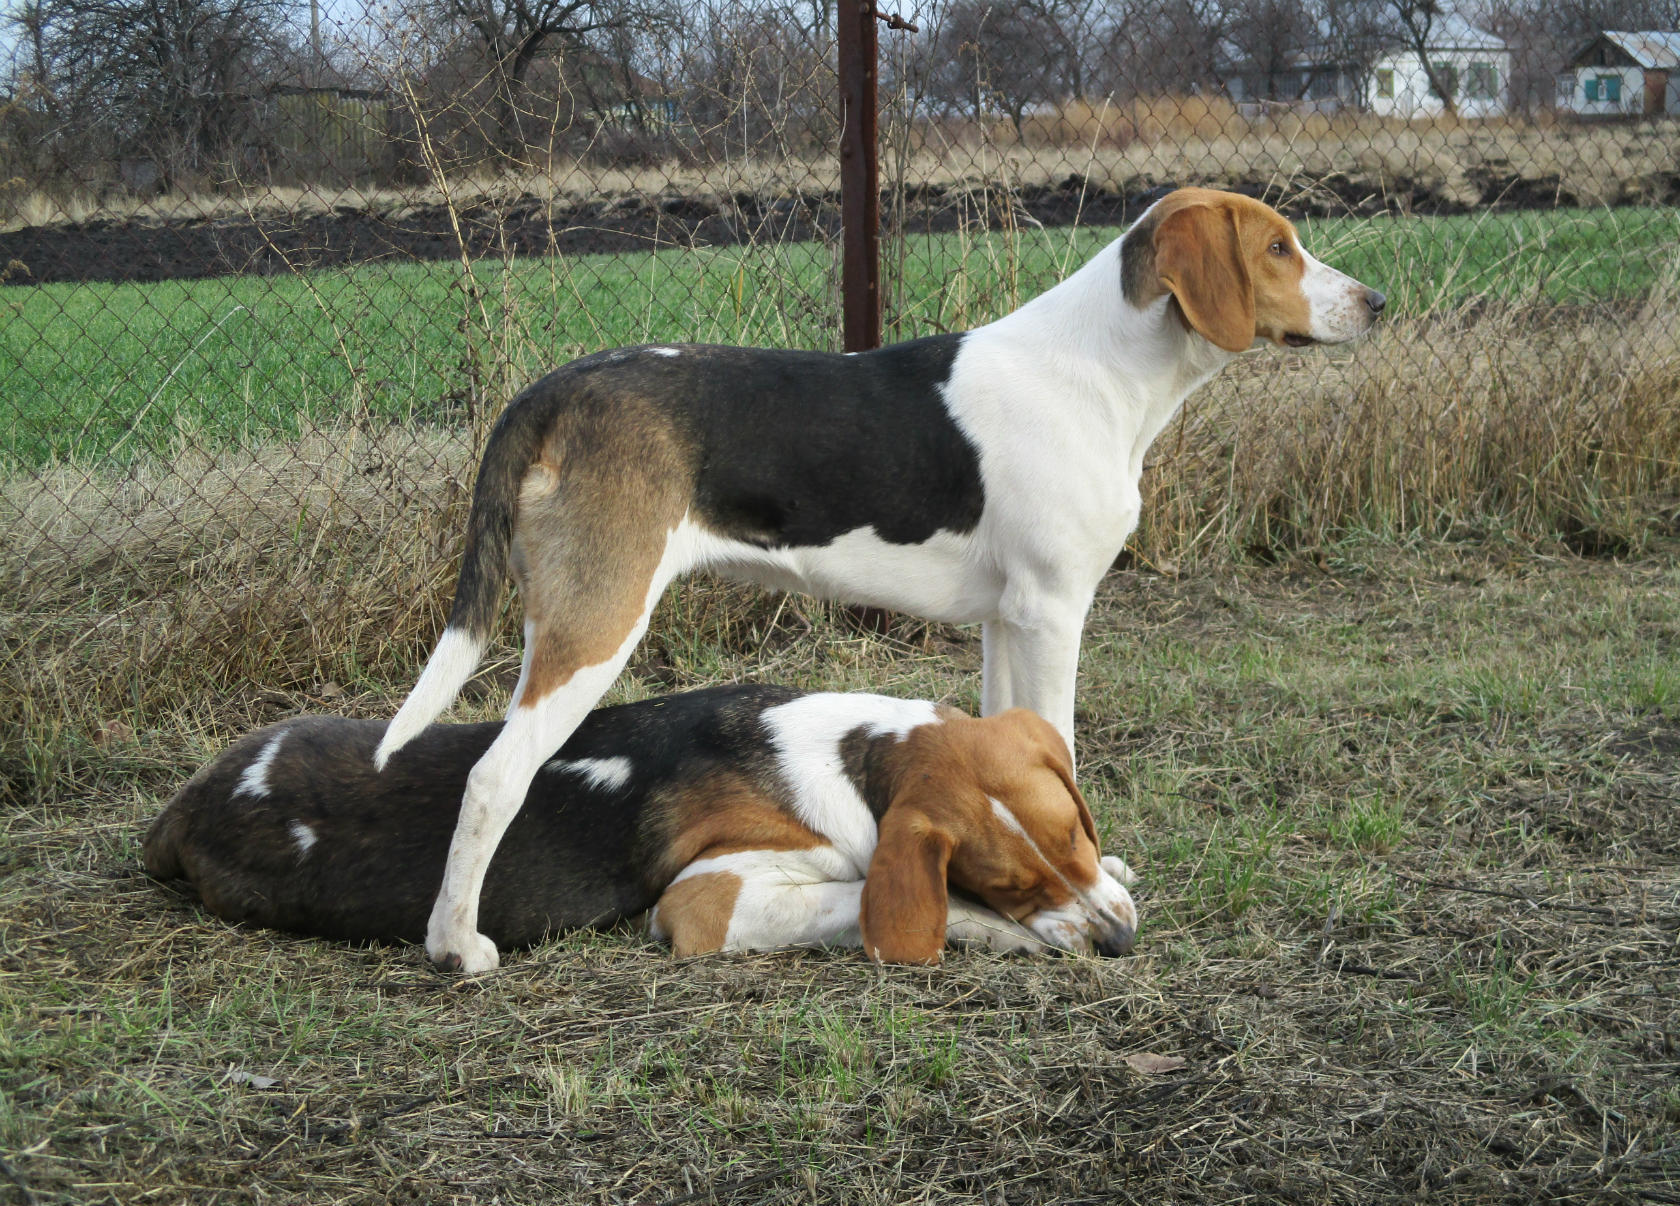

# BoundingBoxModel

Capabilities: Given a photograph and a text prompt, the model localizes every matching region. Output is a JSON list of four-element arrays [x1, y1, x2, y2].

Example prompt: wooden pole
[[836, 0, 881, 352]]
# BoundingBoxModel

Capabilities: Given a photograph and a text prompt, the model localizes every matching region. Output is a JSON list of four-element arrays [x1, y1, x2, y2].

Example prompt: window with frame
[[1429, 63, 1459, 100], [1466, 62, 1497, 100], [1600, 74, 1622, 103], [1375, 68, 1395, 98]]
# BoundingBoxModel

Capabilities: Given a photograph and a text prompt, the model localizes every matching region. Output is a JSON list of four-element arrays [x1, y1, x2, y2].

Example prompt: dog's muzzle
[[1093, 912, 1136, 957]]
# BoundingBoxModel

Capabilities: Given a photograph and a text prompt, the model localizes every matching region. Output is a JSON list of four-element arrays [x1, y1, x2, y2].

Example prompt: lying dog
[[376, 186, 1380, 971], [144, 685, 1138, 964]]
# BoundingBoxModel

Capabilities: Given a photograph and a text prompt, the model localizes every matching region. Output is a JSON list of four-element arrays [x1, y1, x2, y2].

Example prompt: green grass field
[[4, 206, 1677, 468]]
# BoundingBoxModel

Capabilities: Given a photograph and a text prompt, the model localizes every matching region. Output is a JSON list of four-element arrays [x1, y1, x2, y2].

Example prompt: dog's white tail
[[374, 626, 487, 770]]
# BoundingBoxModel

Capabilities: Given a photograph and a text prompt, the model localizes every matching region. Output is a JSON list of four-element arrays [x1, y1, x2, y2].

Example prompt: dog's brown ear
[[1154, 202, 1255, 353], [861, 800, 955, 965], [996, 708, 1101, 849], [1047, 751, 1100, 849]]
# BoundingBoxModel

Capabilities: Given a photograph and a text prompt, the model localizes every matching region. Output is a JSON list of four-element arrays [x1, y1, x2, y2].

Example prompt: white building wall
[[1564, 66, 1646, 115], [1366, 48, 1510, 118]]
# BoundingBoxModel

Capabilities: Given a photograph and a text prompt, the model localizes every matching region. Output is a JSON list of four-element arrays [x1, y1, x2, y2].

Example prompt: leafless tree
[[919, 0, 1090, 130], [412, 0, 634, 157], [1096, 0, 1228, 101], [1223, 0, 1319, 100], [1385, 0, 1459, 114], [667, 0, 834, 156], [9, 0, 300, 186]]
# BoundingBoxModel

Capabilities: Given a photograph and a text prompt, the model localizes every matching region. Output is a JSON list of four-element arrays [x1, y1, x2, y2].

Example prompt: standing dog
[[145, 686, 1138, 963], [378, 187, 1384, 971]]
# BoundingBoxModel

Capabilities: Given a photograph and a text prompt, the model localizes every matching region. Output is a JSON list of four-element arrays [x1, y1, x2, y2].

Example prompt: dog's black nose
[[1366, 289, 1387, 316], [1095, 923, 1136, 957]]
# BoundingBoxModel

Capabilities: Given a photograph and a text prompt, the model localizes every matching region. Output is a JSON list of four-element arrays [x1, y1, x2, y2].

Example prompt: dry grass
[[3, 542, 1678, 1203], [5, 112, 1675, 233], [1135, 282, 1680, 567]]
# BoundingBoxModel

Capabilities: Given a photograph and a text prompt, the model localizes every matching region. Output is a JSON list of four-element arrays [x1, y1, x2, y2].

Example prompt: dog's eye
[[1269, 239, 1289, 256]]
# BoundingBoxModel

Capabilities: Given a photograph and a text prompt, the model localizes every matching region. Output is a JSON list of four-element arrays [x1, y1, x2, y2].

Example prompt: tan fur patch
[[517, 459, 560, 509], [511, 398, 692, 702], [655, 871, 742, 957], [1145, 188, 1315, 351], [887, 710, 1105, 918], [654, 772, 823, 885]]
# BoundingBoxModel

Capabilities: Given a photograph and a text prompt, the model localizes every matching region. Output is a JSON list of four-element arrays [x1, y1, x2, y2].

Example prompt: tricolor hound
[[145, 686, 1139, 964], [377, 186, 1384, 971]]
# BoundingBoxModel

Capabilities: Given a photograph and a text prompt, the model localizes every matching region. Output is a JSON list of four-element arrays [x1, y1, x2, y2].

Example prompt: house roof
[[1415, 13, 1506, 51], [1574, 31, 1680, 70], [1216, 17, 1505, 76]]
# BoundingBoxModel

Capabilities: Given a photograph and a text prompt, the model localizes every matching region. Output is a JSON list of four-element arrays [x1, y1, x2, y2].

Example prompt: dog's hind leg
[[425, 455, 696, 972], [426, 629, 647, 971]]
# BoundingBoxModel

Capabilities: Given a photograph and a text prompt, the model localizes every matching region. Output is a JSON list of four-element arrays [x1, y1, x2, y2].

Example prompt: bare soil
[[6, 163, 1668, 287]]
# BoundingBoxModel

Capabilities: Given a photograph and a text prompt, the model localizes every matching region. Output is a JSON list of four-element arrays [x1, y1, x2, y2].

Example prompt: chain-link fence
[[4, 0, 1680, 785]]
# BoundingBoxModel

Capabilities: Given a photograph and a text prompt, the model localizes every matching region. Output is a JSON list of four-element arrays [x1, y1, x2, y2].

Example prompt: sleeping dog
[[144, 685, 1138, 964], [377, 186, 1383, 971]]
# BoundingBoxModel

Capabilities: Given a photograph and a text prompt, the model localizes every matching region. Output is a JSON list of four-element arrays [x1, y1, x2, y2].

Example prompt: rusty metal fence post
[[836, 0, 881, 353]]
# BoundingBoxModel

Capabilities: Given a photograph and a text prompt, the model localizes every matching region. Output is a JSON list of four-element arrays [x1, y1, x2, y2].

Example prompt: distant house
[[1559, 31, 1680, 117], [1364, 16, 1509, 118], [1219, 16, 1510, 119]]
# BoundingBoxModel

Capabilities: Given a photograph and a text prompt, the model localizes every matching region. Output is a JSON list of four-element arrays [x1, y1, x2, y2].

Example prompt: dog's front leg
[[980, 620, 1013, 715], [944, 898, 1046, 953], [998, 598, 1087, 761], [654, 867, 867, 956]]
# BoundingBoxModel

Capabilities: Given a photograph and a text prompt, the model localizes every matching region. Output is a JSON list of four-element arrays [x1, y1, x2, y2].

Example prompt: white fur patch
[[289, 821, 317, 855], [542, 755, 633, 792], [658, 847, 863, 952], [761, 694, 941, 874], [672, 517, 994, 625], [1102, 853, 1139, 887], [376, 625, 483, 770], [1299, 242, 1376, 343], [234, 731, 287, 799], [648, 346, 680, 357]]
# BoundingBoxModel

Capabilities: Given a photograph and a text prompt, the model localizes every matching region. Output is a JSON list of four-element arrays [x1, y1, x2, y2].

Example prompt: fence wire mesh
[[3, 0, 1680, 764]]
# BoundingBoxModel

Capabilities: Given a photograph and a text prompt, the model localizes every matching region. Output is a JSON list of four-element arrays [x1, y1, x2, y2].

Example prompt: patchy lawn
[[4, 537, 1677, 1204]]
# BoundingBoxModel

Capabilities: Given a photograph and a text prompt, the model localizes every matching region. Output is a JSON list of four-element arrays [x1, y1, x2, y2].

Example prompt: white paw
[[427, 928, 500, 974], [1102, 854, 1139, 887]]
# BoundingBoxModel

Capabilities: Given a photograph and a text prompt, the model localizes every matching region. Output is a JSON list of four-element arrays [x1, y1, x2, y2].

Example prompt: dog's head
[[859, 709, 1137, 963], [1125, 186, 1385, 353]]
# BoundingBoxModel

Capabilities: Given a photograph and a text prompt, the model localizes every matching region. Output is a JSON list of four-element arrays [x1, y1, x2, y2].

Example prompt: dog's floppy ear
[[1028, 712, 1099, 848], [861, 794, 955, 965], [996, 708, 1100, 849], [1153, 201, 1255, 353]]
